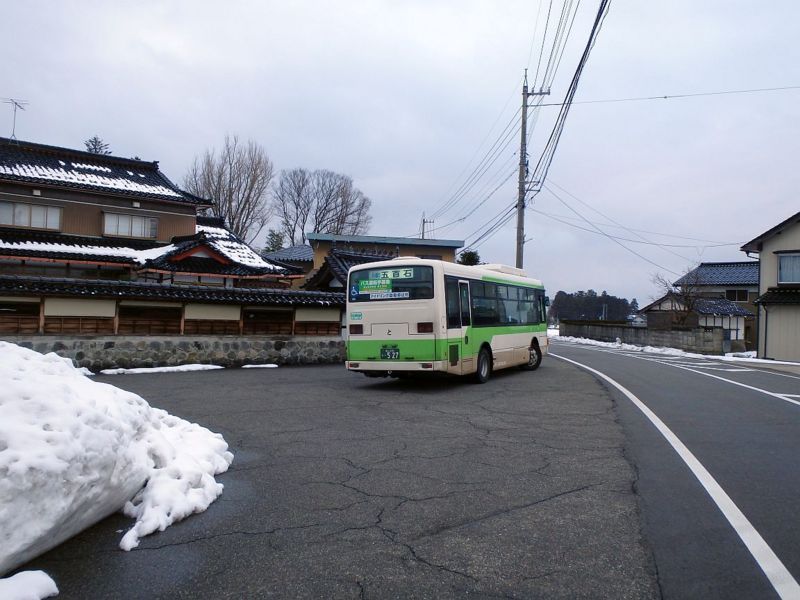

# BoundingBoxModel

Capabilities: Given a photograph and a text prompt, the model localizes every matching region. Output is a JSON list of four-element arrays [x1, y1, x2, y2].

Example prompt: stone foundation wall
[[2, 335, 346, 371], [559, 322, 727, 354]]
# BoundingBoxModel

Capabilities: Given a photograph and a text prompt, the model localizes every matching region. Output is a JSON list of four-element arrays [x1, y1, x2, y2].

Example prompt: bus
[[345, 258, 549, 383]]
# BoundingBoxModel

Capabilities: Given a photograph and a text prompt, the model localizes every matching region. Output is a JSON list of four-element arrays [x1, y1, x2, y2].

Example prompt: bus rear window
[[348, 266, 434, 302]]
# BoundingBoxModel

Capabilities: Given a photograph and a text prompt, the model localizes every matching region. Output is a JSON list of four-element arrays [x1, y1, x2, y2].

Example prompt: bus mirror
[[544, 296, 550, 306]]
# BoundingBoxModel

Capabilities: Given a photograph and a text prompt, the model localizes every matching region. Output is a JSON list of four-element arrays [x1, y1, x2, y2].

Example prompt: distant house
[[639, 294, 752, 353], [741, 210, 800, 361], [263, 232, 463, 291], [672, 261, 759, 349], [303, 247, 397, 292], [0, 137, 339, 337], [306, 233, 463, 266], [262, 244, 314, 282]]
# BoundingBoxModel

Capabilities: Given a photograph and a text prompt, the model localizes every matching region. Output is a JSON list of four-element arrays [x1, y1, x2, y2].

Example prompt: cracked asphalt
[[22, 360, 659, 599]]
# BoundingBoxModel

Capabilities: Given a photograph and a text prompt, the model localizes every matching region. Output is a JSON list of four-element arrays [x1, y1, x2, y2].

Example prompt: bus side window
[[446, 279, 460, 329], [459, 282, 471, 326]]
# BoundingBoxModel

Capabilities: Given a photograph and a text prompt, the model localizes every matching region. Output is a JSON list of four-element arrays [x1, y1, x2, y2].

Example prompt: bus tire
[[521, 341, 542, 371], [475, 347, 492, 384]]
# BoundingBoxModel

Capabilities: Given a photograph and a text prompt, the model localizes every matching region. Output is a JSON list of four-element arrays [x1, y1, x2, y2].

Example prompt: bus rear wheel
[[521, 343, 542, 371], [475, 347, 492, 383]]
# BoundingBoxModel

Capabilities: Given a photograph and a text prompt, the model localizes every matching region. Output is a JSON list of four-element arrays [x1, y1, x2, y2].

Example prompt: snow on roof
[[196, 224, 281, 270], [0, 137, 211, 205], [0, 162, 184, 198], [0, 238, 173, 264]]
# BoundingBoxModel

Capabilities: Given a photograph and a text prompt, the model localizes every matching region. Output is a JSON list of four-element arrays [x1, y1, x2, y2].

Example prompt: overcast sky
[[2, 1, 798, 303]]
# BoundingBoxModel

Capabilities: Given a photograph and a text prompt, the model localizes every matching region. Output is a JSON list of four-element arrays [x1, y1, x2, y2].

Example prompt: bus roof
[[348, 258, 544, 289]]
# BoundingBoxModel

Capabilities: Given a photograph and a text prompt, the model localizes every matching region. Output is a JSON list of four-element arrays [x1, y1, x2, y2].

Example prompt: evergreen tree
[[84, 136, 111, 155], [457, 249, 481, 266], [264, 229, 285, 252]]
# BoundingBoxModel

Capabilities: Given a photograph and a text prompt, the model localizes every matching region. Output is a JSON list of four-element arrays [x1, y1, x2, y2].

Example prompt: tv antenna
[[2, 98, 28, 139]]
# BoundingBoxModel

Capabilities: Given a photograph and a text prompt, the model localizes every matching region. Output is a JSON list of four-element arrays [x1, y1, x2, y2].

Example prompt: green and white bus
[[345, 258, 549, 383]]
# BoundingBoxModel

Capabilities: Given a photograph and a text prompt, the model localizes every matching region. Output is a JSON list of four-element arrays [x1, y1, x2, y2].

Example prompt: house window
[[778, 254, 800, 284], [103, 213, 157, 238], [0, 201, 61, 230], [725, 289, 748, 302]]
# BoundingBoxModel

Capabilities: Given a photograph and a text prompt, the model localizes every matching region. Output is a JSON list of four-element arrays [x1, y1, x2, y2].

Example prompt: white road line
[[556, 344, 800, 408], [551, 352, 800, 599]]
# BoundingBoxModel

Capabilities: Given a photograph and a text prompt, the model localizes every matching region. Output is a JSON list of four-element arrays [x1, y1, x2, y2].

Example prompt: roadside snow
[[241, 364, 278, 369], [0, 342, 233, 587], [551, 335, 799, 365], [100, 364, 224, 375], [0, 571, 58, 600]]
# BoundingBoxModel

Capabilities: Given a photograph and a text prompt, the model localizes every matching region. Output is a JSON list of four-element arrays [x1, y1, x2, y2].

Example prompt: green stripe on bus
[[347, 324, 547, 361]]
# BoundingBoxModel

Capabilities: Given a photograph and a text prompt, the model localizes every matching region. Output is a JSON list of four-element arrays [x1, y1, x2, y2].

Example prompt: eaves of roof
[[0, 275, 344, 307], [754, 287, 800, 305], [741, 211, 800, 253]]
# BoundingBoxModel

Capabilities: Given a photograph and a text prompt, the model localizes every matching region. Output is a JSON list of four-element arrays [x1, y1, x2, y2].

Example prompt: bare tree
[[651, 265, 701, 326], [183, 135, 275, 244], [273, 168, 371, 245]]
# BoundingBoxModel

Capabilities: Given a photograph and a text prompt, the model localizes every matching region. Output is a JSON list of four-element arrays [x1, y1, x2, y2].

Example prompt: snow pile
[[0, 341, 233, 581], [100, 364, 224, 375], [551, 335, 799, 365], [0, 571, 58, 599]]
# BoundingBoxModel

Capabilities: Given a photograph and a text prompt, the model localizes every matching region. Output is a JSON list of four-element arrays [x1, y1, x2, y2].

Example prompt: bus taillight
[[417, 322, 433, 333], [350, 324, 363, 335]]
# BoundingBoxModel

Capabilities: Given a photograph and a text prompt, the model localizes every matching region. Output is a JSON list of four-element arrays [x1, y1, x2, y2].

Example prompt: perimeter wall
[[3, 335, 346, 371], [558, 321, 730, 354]]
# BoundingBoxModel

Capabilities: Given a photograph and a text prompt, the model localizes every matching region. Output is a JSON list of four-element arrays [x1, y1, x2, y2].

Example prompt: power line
[[531, 0, 554, 90], [536, 85, 800, 107], [544, 0, 582, 91], [545, 184, 680, 275], [430, 108, 521, 220], [531, 208, 743, 248], [526, 0, 611, 196], [544, 181, 696, 263]]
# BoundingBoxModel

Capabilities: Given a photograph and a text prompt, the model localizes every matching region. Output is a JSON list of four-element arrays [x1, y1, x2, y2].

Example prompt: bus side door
[[458, 280, 474, 374], [445, 278, 463, 374]]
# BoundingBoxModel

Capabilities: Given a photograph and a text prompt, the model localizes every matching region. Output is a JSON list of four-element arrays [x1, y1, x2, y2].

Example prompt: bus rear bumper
[[346, 360, 447, 375]]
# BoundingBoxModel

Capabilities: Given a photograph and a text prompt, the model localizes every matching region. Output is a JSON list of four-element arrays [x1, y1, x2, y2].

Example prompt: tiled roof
[[263, 244, 314, 262], [0, 224, 287, 276], [189, 226, 284, 272], [304, 248, 396, 290], [640, 293, 754, 316], [306, 232, 464, 248], [0, 137, 211, 205], [326, 248, 396, 284], [141, 255, 271, 277], [754, 287, 800, 305], [0, 226, 164, 265], [0, 275, 344, 307], [673, 262, 759, 287], [694, 297, 753, 317]]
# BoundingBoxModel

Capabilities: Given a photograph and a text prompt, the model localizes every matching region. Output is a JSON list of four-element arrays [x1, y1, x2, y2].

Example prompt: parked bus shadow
[[354, 367, 523, 394]]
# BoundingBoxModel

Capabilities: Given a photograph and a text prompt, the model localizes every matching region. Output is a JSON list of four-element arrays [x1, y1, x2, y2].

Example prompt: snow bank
[[241, 363, 278, 369], [551, 336, 799, 366], [100, 364, 224, 375], [0, 341, 233, 581], [0, 571, 58, 600]]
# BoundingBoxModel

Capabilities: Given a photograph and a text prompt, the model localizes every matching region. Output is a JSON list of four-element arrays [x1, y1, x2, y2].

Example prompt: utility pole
[[515, 71, 549, 269], [420, 213, 433, 239]]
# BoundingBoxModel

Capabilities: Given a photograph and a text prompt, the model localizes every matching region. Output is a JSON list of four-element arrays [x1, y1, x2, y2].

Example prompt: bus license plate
[[380, 348, 400, 360]]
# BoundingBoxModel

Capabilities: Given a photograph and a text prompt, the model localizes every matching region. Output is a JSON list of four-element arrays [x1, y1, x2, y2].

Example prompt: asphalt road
[[550, 341, 800, 600], [19, 360, 658, 599]]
